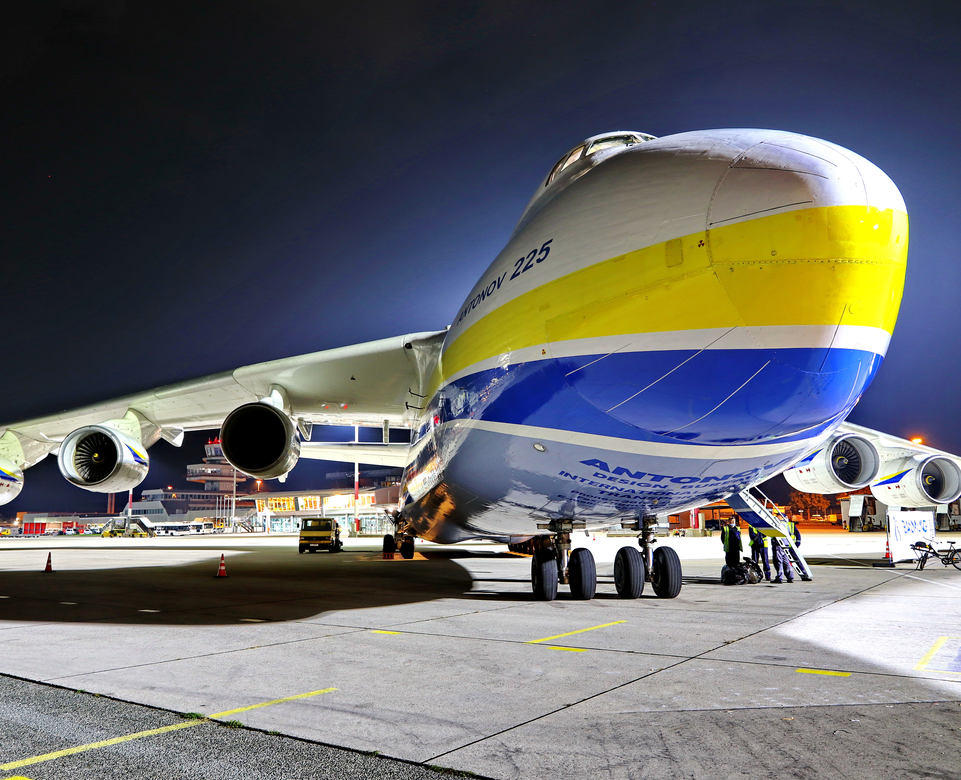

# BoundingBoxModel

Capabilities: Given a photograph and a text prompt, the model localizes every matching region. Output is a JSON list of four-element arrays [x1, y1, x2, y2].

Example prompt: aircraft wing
[[0, 330, 447, 471]]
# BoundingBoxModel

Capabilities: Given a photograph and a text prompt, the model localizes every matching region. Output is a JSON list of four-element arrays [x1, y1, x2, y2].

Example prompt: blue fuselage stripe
[[431, 347, 882, 447]]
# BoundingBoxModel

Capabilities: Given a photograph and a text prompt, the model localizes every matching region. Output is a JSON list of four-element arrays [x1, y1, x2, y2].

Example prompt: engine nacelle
[[783, 434, 881, 494], [870, 455, 961, 508], [58, 426, 150, 492], [0, 456, 24, 505], [220, 402, 300, 479]]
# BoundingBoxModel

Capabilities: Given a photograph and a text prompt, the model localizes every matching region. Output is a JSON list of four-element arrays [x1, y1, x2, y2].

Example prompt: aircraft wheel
[[531, 548, 558, 601], [400, 539, 415, 559], [614, 546, 644, 598], [651, 546, 682, 598], [568, 548, 596, 600], [382, 534, 396, 554]]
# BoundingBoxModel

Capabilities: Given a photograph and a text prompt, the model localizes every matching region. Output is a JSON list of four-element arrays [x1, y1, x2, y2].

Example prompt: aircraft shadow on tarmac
[[0, 547, 592, 625]]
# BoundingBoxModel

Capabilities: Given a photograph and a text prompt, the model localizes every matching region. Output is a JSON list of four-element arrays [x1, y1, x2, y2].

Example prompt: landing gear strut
[[611, 514, 682, 598], [528, 520, 596, 601], [386, 511, 416, 559], [635, 514, 682, 598]]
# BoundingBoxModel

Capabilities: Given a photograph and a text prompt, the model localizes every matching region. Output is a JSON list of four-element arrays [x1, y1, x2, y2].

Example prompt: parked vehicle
[[299, 518, 343, 554]]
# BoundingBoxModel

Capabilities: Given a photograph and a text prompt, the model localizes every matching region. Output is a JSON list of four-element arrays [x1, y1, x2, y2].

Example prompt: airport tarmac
[[0, 530, 959, 779]]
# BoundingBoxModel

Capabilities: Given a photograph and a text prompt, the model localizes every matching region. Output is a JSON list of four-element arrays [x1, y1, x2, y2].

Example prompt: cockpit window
[[586, 135, 639, 155], [546, 144, 586, 187], [545, 132, 655, 187]]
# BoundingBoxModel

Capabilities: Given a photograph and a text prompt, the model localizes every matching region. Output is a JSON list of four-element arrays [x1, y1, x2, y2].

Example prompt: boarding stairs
[[726, 488, 812, 580], [234, 508, 258, 533]]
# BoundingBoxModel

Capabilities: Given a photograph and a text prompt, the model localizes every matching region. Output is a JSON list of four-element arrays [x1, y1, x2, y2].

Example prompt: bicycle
[[910, 540, 961, 571]]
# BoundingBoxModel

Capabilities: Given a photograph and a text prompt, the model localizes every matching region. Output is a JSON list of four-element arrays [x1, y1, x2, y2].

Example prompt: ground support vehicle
[[298, 518, 343, 554], [101, 516, 156, 538]]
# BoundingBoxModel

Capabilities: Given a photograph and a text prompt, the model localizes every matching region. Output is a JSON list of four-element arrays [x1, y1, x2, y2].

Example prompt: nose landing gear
[[528, 520, 597, 601]]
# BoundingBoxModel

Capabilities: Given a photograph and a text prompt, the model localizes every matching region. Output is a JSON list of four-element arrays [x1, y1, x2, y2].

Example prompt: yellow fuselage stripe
[[433, 204, 908, 397]]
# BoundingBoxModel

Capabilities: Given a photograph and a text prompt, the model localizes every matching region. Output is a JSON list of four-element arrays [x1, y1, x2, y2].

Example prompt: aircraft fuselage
[[401, 129, 908, 542]]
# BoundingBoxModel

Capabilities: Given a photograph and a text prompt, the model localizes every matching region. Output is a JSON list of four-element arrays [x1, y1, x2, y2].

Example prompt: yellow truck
[[298, 518, 343, 554]]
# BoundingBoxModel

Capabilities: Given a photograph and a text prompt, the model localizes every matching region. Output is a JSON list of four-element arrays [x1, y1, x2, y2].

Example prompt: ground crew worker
[[771, 535, 794, 583], [789, 519, 801, 547], [749, 526, 772, 581], [721, 515, 742, 568]]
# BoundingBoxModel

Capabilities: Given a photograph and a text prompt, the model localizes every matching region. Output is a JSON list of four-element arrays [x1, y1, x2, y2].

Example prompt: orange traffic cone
[[873, 539, 896, 568], [214, 554, 228, 578], [43, 552, 53, 573]]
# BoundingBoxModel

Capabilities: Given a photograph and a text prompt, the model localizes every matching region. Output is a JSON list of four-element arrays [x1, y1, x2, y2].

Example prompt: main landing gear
[[382, 532, 415, 559], [528, 516, 682, 601]]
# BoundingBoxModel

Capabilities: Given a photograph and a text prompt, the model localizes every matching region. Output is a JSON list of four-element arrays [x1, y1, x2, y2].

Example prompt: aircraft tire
[[614, 546, 644, 598], [531, 548, 558, 601], [400, 539, 415, 559], [568, 548, 596, 600], [382, 534, 396, 553], [651, 546, 682, 598]]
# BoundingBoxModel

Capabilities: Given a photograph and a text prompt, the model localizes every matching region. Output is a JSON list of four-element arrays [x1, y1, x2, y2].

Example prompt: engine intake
[[784, 434, 880, 495], [58, 426, 149, 492], [871, 455, 961, 508], [220, 402, 300, 479]]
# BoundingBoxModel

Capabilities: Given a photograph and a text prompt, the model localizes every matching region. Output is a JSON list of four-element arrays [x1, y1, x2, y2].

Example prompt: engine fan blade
[[831, 439, 862, 484], [74, 431, 117, 483], [921, 461, 945, 499]]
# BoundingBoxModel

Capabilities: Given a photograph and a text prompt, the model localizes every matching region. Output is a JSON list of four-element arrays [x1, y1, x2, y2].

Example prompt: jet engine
[[0, 457, 24, 505], [220, 402, 300, 479], [58, 426, 150, 492], [870, 455, 961, 508], [783, 434, 880, 494]]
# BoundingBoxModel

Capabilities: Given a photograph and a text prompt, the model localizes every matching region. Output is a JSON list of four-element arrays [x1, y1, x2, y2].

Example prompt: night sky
[[2, 1, 959, 515]]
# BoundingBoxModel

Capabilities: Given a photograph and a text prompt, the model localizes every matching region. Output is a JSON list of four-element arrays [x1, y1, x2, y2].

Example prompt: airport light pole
[[231, 464, 237, 533], [353, 424, 360, 535]]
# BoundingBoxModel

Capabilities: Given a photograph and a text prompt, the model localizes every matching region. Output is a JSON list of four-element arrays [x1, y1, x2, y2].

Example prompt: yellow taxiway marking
[[915, 636, 949, 671], [526, 620, 626, 645], [0, 688, 337, 771], [547, 646, 588, 652], [209, 687, 338, 718], [370, 630, 402, 635], [795, 668, 851, 677], [915, 636, 961, 674]]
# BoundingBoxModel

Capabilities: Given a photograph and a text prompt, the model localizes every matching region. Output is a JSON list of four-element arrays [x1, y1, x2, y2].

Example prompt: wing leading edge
[[0, 330, 446, 473]]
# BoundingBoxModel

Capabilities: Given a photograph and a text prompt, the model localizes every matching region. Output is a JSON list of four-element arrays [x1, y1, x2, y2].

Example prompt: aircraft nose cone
[[707, 132, 905, 227], [700, 132, 909, 441]]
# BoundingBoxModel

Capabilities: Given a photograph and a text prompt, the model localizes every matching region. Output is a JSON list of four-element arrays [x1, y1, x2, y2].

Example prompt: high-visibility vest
[[722, 525, 739, 552]]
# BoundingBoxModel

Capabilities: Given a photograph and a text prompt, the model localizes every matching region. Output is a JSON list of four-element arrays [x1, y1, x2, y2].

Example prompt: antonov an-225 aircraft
[[3, 128, 959, 601]]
